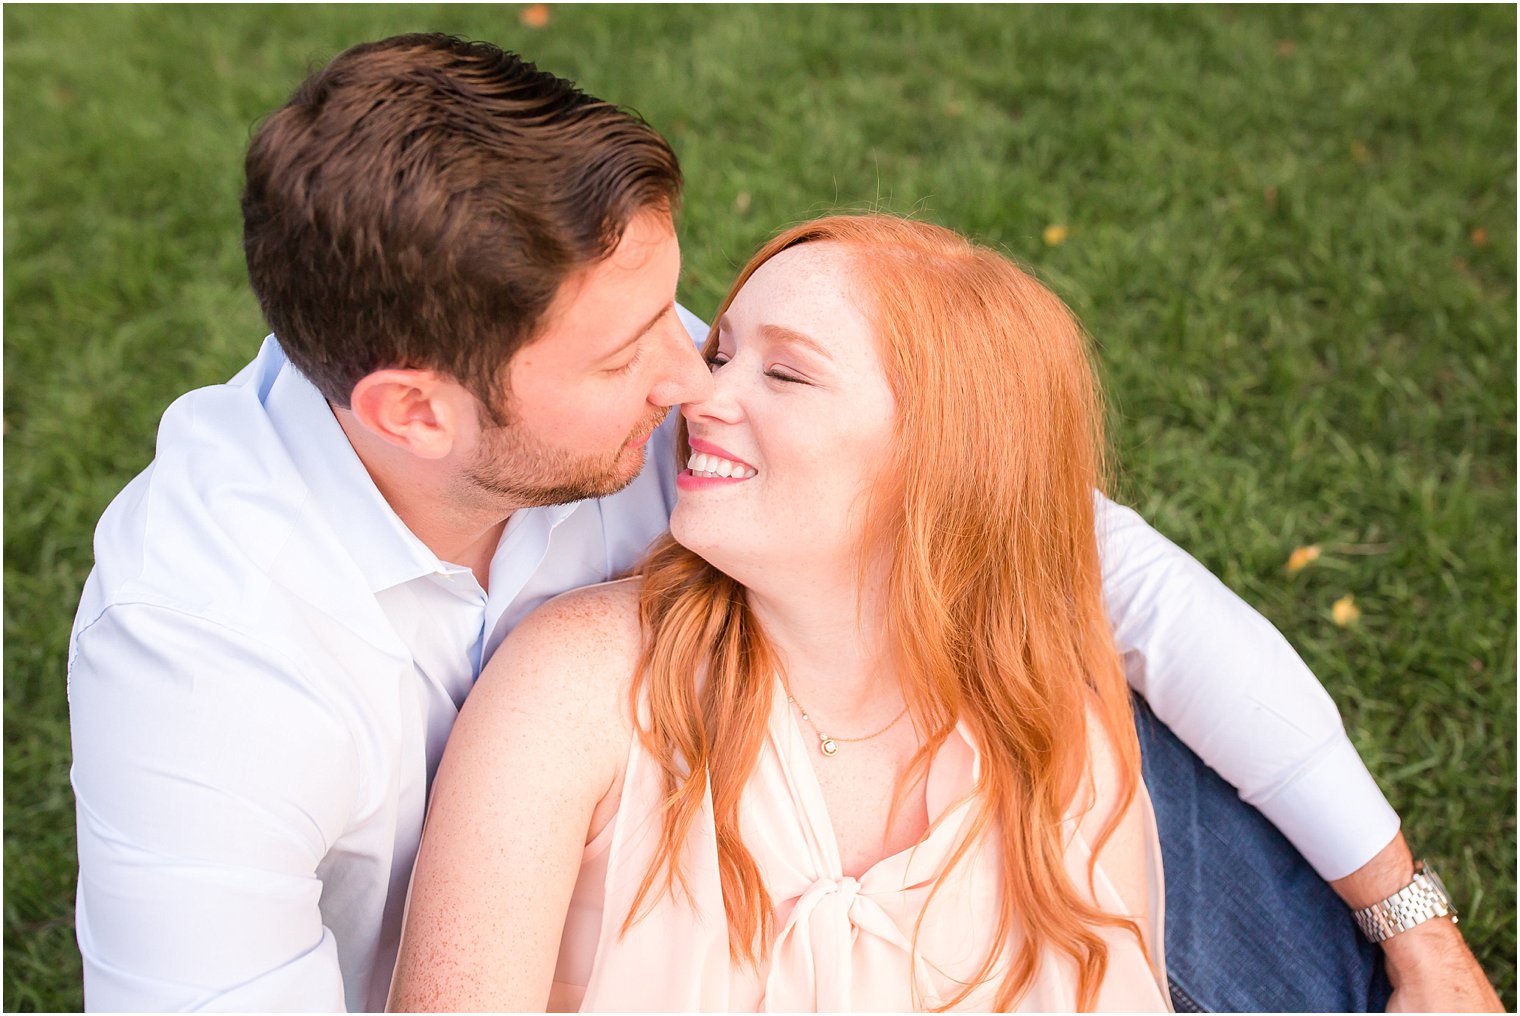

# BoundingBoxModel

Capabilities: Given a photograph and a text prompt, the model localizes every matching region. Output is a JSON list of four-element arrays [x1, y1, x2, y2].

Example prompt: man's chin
[[588, 445, 650, 499], [521, 446, 648, 507], [466, 435, 654, 509]]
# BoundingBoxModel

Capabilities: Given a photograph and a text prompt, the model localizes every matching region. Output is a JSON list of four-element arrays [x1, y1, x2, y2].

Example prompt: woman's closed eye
[[706, 350, 810, 386], [764, 367, 807, 384]]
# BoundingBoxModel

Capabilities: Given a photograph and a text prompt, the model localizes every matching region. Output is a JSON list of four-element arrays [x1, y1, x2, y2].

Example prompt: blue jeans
[[1133, 694, 1392, 1012]]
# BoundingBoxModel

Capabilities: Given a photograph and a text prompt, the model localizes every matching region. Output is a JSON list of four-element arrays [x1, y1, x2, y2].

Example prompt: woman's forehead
[[733, 244, 866, 325]]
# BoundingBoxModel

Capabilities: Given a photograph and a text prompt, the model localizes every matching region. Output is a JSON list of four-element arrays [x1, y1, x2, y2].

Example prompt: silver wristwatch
[[1351, 861, 1458, 943]]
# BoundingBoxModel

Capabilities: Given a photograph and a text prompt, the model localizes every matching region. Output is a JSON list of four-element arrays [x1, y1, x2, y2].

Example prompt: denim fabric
[[1133, 694, 1392, 1013]]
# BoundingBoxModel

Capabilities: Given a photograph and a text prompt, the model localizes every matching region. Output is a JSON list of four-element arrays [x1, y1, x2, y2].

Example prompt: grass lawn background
[[4, 4, 1514, 1010]]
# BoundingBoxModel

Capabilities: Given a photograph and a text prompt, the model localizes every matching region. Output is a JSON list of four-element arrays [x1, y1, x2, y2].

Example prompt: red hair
[[628, 214, 1142, 1010]]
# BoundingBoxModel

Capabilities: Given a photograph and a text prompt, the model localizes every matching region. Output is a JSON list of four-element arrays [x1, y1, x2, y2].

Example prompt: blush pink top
[[550, 682, 1170, 1012]]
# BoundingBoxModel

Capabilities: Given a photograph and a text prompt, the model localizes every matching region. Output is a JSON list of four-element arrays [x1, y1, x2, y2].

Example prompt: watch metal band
[[1351, 862, 1458, 944]]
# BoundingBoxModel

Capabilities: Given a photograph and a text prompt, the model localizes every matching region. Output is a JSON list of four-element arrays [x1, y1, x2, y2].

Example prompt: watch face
[[1422, 866, 1455, 913]]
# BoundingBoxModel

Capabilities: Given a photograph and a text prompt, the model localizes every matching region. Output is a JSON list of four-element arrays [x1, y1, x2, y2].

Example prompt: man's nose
[[678, 351, 745, 427], [648, 314, 714, 407]]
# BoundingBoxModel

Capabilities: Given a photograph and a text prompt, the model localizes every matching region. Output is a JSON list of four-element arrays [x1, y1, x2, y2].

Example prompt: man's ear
[[347, 369, 469, 460]]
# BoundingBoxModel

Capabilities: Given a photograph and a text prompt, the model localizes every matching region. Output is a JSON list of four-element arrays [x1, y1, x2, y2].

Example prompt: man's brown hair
[[242, 33, 682, 414]]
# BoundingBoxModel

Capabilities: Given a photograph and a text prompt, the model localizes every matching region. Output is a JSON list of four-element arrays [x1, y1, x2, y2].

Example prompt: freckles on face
[[672, 243, 897, 577]]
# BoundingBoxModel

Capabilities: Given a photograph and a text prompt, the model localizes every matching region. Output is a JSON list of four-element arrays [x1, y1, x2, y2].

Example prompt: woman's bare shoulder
[[524, 575, 643, 639], [467, 577, 646, 739], [394, 580, 649, 1010], [490, 573, 641, 663]]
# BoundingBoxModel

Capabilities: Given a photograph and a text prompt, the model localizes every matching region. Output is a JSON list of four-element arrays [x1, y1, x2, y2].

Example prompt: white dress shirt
[[69, 309, 1397, 1012]]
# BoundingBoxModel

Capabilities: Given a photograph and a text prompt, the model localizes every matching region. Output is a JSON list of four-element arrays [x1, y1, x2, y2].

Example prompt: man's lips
[[626, 410, 668, 449]]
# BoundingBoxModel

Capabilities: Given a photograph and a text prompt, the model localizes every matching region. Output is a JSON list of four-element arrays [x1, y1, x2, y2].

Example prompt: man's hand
[[1381, 919, 1502, 1013], [1330, 832, 1502, 1013]]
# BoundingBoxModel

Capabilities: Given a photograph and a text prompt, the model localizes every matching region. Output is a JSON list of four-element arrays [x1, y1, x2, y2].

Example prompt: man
[[69, 33, 1497, 1012]]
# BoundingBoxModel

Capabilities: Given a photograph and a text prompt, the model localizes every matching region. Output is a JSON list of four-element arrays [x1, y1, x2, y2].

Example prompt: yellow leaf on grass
[[1042, 224, 1069, 246], [1286, 545, 1321, 574], [1331, 594, 1361, 627], [1472, 227, 1489, 247], [519, 4, 551, 28]]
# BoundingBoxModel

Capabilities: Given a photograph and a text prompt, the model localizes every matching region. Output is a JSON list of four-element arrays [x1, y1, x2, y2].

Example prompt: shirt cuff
[[1245, 733, 1402, 881]]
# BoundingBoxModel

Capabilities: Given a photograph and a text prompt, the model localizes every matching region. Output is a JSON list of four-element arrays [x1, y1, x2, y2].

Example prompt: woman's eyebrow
[[759, 322, 832, 362]]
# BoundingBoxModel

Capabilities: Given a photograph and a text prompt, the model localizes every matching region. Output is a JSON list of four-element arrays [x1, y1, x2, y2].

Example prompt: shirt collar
[[263, 344, 452, 594]]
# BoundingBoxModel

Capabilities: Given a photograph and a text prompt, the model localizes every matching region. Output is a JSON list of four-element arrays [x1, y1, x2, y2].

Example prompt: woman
[[388, 214, 1168, 1011]]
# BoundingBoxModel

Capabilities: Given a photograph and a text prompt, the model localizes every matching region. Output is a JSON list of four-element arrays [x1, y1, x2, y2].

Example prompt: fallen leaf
[[734, 191, 752, 215], [1350, 140, 1370, 165], [1276, 39, 1297, 57], [1331, 594, 1360, 627], [1264, 186, 1279, 211], [519, 3, 551, 28], [1471, 227, 1489, 247], [1042, 224, 1069, 247], [1285, 545, 1321, 574]]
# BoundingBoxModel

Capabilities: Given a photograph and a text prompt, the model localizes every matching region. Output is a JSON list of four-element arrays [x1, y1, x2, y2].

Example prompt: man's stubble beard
[[460, 406, 668, 510]]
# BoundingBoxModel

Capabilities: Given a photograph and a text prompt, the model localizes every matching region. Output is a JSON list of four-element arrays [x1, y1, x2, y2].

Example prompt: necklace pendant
[[819, 735, 838, 757]]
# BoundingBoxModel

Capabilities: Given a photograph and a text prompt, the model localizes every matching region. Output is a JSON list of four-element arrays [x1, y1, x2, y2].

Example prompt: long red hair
[[627, 214, 1142, 1010]]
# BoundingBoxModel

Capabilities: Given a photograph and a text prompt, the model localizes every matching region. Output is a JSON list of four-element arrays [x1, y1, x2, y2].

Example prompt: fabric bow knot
[[762, 873, 935, 1011]]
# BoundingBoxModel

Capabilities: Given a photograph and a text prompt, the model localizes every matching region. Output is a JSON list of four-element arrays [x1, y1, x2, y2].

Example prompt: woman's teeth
[[686, 452, 757, 479]]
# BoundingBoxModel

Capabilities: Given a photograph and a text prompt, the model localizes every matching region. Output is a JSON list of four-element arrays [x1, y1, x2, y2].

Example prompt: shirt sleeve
[[1096, 495, 1400, 881], [68, 604, 359, 1011]]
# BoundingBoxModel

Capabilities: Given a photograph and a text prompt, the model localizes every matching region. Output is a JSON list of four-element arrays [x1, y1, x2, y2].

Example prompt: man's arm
[[1331, 834, 1502, 1012], [1096, 495, 1398, 878], [69, 605, 357, 1011], [1097, 496, 1500, 1008]]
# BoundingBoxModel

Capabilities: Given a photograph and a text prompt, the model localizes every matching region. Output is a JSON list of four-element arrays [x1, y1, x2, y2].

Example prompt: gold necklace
[[783, 684, 909, 758]]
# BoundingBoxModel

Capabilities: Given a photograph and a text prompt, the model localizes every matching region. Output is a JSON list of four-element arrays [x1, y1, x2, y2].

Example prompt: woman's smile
[[679, 436, 759, 485]]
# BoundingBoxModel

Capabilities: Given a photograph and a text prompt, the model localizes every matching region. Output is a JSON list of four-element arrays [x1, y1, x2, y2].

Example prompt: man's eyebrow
[[759, 323, 833, 361], [600, 304, 669, 361]]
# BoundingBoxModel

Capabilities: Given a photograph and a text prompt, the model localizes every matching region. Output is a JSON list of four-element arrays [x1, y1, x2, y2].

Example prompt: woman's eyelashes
[[704, 351, 808, 385]]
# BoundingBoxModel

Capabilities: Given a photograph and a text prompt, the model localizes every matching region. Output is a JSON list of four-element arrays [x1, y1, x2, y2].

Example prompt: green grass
[[5, 5, 1514, 1010]]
